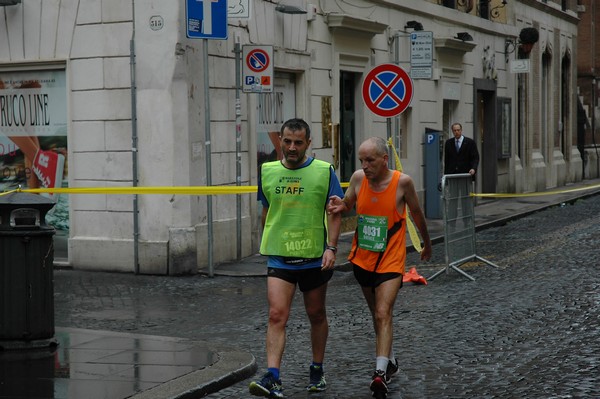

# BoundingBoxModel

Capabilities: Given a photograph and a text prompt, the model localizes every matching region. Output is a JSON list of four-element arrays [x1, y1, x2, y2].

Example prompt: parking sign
[[362, 64, 413, 117], [243, 45, 273, 93]]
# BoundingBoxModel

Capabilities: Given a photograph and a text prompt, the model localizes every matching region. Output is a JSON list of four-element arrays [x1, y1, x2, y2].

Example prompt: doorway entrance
[[474, 78, 497, 194], [339, 71, 357, 183]]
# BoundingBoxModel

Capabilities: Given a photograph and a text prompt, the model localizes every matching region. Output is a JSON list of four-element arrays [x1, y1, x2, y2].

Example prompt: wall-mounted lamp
[[0, 0, 21, 5], [455, 32, 473, 42], [275, 3, 307, 14], [504, 39, 516, 61], [404, 20, 423, 31], [504, 27, 539, 62], [490, 0, 508, 19]]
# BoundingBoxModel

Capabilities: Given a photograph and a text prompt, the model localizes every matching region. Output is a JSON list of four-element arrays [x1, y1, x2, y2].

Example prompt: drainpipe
[[130, 0, 140, 274], [234, 35, 242, 260], [204, 39, 214, 277], [593, 2, 599, 177], [392, 31, 402, 161], [593, 78, 599, 178]]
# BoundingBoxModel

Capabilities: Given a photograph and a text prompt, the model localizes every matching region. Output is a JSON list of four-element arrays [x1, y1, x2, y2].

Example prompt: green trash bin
[[0, 192, 56, 350]]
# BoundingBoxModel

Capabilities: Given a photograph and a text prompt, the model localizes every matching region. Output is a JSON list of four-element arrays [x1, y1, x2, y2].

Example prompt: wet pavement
[[0, 328, 219, 399], [1, 179, 600, 398]]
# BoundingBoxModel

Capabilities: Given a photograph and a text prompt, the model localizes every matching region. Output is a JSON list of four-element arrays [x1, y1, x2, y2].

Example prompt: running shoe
[[385, 358, 399, 383], [306, 364, 327, 392], [370, 369, 389, 395], [248, 371, 284, 398]]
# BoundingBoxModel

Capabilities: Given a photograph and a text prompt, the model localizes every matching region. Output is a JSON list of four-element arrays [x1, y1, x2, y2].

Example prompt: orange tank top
[[349, 170, 407, 274]]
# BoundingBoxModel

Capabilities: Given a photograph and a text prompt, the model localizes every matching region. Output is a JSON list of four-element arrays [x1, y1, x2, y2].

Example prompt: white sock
[[376, 356, 389, 372]]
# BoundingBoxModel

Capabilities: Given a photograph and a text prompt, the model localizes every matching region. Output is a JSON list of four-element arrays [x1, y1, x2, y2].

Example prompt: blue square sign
[[186, 0, 228, 39]]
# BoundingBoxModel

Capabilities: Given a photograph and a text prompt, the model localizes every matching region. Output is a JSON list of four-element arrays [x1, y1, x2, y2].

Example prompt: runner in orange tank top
[[349, 169, 406, 274], [327, 137, 431, 398]]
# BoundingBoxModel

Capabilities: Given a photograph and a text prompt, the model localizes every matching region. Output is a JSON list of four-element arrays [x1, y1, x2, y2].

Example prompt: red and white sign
[[243, 45, 273, 93], [246, 48, 269, 72], [362, 64, 413, 117]]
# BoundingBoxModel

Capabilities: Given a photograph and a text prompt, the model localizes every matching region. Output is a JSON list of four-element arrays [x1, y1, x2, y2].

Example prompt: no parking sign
[[243, 45, 273, 93], [362, 64, 413, 117]]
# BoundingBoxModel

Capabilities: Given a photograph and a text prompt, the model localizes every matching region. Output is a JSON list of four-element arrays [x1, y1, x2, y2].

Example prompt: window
[[560, 54, 571, 153], [479, 0, 490, 19], [498, 98, 512, 158], [541, 50, 551, 158]]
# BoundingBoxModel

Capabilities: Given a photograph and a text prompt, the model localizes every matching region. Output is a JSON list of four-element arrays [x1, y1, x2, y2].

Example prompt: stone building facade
[[576, 0, 600, 179], [0, 0, 584, 274]]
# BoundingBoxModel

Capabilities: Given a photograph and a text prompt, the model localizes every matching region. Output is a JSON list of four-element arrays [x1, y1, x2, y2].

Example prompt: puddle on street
[[0, 329, 216, 399]]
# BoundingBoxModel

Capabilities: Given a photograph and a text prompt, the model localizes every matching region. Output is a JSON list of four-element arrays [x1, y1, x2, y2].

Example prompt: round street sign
[[246, 48, 270, 73], [362, 64, 414, 118]]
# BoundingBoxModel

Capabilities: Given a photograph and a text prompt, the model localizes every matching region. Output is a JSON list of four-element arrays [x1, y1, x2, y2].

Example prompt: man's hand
[[321, 248, 336, 270], [327, 195, 346, 215], [420, 242, 432, 261]]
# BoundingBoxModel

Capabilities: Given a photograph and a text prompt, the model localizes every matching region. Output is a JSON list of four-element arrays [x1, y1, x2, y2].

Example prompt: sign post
[[410, 31, 433, 80], [185, 0, 229, 276], [186, 0, 228, 39], [242, 45, 274, 93], [362, 63, 414, 118]]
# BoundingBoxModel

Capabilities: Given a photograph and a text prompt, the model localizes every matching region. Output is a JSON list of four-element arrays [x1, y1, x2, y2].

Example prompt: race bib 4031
[[357, 214, 388, 252]]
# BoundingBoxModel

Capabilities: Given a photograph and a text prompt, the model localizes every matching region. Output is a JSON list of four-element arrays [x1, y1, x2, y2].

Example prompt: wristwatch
[[326, 245, 338, 254]]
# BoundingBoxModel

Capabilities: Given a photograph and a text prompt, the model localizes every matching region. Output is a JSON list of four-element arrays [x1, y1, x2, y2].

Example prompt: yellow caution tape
[[1, 186, 258, 196], [387, 137, 423, 253], [387, 137, 404, 173], [471, 183, 600, 198]]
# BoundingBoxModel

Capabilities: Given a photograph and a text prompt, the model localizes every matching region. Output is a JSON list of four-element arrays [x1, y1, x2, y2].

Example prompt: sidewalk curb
[[473, 187, 600, 232], [129, 346, 257, 399]]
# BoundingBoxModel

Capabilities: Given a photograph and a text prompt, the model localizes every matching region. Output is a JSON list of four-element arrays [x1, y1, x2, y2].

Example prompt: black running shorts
[[267, 267, 333, 292], [352, 264, 403, 289]]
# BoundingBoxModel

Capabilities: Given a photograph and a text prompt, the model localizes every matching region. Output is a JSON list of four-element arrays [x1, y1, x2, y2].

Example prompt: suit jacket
[[444, 136, 480, 175]]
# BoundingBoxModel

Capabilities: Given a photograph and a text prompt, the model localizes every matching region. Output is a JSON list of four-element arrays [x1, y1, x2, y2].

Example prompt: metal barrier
[[428, 173, 499, 281]]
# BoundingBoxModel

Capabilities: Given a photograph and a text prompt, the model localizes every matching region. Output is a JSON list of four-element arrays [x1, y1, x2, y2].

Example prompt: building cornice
[[326, 13, 388, 37], [434, 37, 477, 54]]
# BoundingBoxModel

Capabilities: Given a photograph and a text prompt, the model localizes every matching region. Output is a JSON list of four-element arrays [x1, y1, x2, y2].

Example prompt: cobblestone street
[[54, 196, 600, 398]]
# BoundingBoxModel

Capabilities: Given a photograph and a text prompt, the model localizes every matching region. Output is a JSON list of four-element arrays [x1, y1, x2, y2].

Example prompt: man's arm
[[400, 174, 432, 261], [257, 168, 268, 228], [322, 209, 341, 269], [468, 138, 480, 173], [327, 170, 361, 214], [443, 139, 452, 174], [261, 206, 268, 230], [323, 168, 344, 269], [326, 210, 341, 248]]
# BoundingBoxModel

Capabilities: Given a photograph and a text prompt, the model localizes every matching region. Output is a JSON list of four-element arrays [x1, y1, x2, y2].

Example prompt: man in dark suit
[[444, 122, 479, 176], [443, 122, 480, 229]]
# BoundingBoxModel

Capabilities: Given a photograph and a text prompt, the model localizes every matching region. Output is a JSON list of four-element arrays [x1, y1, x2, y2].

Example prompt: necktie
[[455, 138, 460, 152]]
